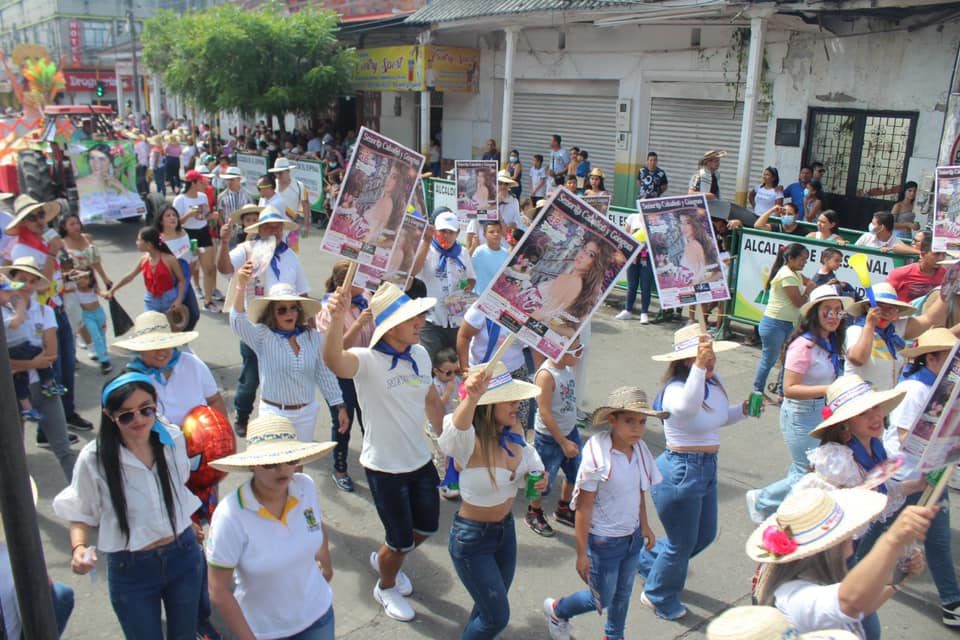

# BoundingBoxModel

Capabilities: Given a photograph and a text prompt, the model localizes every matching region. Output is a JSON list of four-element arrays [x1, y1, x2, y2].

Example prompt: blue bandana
[[803, 331, 842, 377], [270, 241, 289, 279], [900, 364, 937, 386], [431, 238, 465, 273], [499, 425, 526, 457], [352, 294, 369, 312], [126, 348, 182, 386], [372, 340, 420, 376], [848, 437, 888, 494], [100, 372, 174, 446], [272, 326, 306, 339]]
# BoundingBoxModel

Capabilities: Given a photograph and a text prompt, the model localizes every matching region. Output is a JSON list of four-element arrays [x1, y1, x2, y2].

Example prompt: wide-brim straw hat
[[149, 134, 165, 146], [706, 605, 859, 640], [468, 362, 540, 405], [209, 414, 336, 472], [496, 169, 518, 186], [652, 324, 739, 362], [899, 327, 959, 359], [703, 149, 728, 160], [243, 206, 298, 234], [0, 256, 49, 285], [369, 281, 436, 346], [592, 386, 668, 424], [165, 305, 189, 332], [229, 203, 262, 225], [269, 157, 297, 173], [112, 311, 199, 352], [809, 374, 905, 438], [799, 283, 855, 318], [248, 283, 323, 321], [746, 487, 886, 563], [5, 194, 59, 234], [588, 167, 605, 178], [222, 167, 245, 182], [847, 282, 918, 318]]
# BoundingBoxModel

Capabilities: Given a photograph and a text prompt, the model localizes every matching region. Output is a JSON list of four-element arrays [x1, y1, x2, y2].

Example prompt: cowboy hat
[[496, 169, 518, 187], [165, 305, 190, 333], [745, 487, 886, 563], [269, 157, 297, 173], [248, 283, 323, 322], [0, 256, 49, 285], [706, 605, 859, 640], [592, 386, 668, 425], [5, 195, 60, 234], [798, 283, 855, 318], [702, 150, 728, 160], [222, 166, 245, 182], [588, 167, 605, 178], [846, 283, 917, 318], [209, 414, 336, 472], [243, 206, 299, 234], [468, 362, 540, 405], [112, 311, 199, 352], [652, 324, 739, 362], [808, 374, 905, 439], [898, 327, 958, 359], [229, 203, 262, 226], [369, 281, 436, 347]]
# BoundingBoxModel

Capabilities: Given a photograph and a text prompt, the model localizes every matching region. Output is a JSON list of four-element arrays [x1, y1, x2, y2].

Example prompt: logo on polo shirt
[[304, 508, 320, 531]]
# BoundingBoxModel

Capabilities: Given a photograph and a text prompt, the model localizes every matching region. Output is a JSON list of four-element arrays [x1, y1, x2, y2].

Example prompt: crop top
[[76, 289, 99, 305], [438, 414, 545, 508], [660, 365, 745, 448], [142, 257, 174, 297]]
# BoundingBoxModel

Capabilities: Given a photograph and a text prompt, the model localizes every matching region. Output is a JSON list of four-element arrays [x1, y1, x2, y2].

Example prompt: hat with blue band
[[243, 205, 298, 234], [368, 281, 436, 347]]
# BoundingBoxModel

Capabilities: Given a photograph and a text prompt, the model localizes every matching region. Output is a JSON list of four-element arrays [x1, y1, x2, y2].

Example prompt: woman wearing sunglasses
[[231, 262, 344, 442], [53, 372, 205, 639]]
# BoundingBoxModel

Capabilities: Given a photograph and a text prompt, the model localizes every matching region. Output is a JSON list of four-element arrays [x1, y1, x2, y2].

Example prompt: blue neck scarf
[[499, 425, 526, 457], [272, 326, 306, 340], [900, 364, 937, 386], [803, 331, 842, 376], [848, 437, 889, 494], [853, 317, 905, 360], [126, 348, 182, 386], [373, 340, 420, 375], [270, 241, 289, 279], [352, 294, 369, 312], [481, 319, 502, 363], [432, 238, 465, 273]]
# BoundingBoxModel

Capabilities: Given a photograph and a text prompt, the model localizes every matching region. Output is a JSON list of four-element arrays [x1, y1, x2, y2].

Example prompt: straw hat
[[0, 476, 37, 543], [798, 283, 854, 318], [165, 305, 189, 332], [468, 362, 540, 405], [5, 194, 60, 234], [592, 386, 668, 424], [369, 281, 436, 346], [229, 203, 262, 225], [209, 414, 335, 472], [746, 487, 886, 563], [706, 605, 859, 640], [847, 282, 917, 318], [248, 283, 322, 321], [0, 256, 49, 285], [269, 157, 297, 173], [149, 134, 165, 146], [112, 311, 199, 352], [243, 206, 298, 234], [222, 166, 245, 182], [496, 169, 518, 187], [588, 167, 605, 178], [899, 327, 959, 359], [808, 374, 905, 438], [651, 324, 739, 362], [703, 150, 728, 160]]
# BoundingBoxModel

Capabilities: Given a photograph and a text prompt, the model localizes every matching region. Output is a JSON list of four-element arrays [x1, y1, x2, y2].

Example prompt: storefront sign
[[424, 46, 479, 93], [353, 45, 481, 93], [63, 71, 133, 93], [68, 21, 82, 66]]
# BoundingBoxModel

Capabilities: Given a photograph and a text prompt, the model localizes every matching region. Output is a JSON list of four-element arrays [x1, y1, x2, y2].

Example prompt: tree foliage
[[142, 4, 355, 121]]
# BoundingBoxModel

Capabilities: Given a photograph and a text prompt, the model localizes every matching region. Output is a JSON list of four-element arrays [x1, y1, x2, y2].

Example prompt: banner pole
[[484, 333, 517, 371], [921, 465, 955, 507]]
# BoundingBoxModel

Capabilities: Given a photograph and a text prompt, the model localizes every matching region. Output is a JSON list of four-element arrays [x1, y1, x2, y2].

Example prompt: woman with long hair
[[53, 372, 204, 639], [365, 163, 408, 244], [892, 181, 919, 240], [806, 209, 845, 245], [507, 148, 522, 199], [152, 205, 200, 330], [678, 211, 718, 285], [530, 235, 612, 324], [749, 166, 783, 214], [584, 168, 607, 196], [107, 226, 187, 316], [804, 180, 826, 223]]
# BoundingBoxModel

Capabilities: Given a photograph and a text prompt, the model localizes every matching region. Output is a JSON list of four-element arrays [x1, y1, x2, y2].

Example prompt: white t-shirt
[[886, 376, 930, 481], [775, 580, 863, 637], [854, 232, 905, 251], [278, 179, 306, 219], [753, 185, 782, 213], [463, 304, 523, 371], [498, 196, 521, 228], [420, 245, 476, 328], [206, 474, 333, 640], [351, 346, 433, 473], [164, 232, 196, 265], [151, 351, 219, 426], [842, 318, 908, 392], [229, 240, 309, 307], [11, 243, 62, 307], [529, 165, 547, 198], [173, 192, 211, 231], [2, 296, 52, 348]]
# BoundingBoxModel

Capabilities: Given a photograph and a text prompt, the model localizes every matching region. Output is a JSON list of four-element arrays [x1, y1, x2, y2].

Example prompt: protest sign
[[351, 213, 428, 292], [456, 160, 498, 223], [583, 194, 611, 218], [290, 158, 325, 213], [322, 127, 424, 268], [639, 195, 730, 309], [901, 342, 960, 474], [477, 188, 639, 360], [236, 152, 268, 198], [431, 178, 457, 218], [933, 166, 960, 252], [411, 178, 428, 219], [72, 140, 145, 223]]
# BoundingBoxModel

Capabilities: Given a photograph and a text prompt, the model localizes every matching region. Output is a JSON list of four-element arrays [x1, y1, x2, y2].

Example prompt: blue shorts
[[365, 462, 440, 552], [534, 428, 582, 497]]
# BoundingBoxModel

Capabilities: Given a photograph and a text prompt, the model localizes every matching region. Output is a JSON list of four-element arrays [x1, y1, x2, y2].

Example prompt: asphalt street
[[19, 221, 955, 639]]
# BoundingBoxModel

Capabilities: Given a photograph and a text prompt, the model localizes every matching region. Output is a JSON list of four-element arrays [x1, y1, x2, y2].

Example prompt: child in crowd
[[530, 154, 547, 200], [432, 347, 463, 500], [813, 247, 858, 299], [73, 270, 112, 374], [544, 387, 665, 640], [470, 221, 511, 293], [575, 150, 590, 191], [526, 339, 583, 537]]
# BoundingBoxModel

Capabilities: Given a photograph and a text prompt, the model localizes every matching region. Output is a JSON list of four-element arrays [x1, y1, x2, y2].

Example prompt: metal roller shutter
[[648, 97, 770, 202], [511, 91, 618, 182]]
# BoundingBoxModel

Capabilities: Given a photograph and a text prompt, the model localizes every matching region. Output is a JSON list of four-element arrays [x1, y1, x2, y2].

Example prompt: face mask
[[803, 188, 809, 198], [868, 223, 877, 234], [328, 162, 338, 168], [434, 232, 454, 250], [781, 215, 795, 227], [509, 156, 518, 162]]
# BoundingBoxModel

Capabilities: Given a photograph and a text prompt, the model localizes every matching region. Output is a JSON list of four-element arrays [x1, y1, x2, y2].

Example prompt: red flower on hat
[[821, 405, 833, 420], [760, 525, 798, 558]]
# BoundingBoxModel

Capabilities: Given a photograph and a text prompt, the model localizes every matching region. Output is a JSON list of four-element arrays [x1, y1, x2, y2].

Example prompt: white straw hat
[[707, 605, 859, 640], [847, 282, 918, 318], [898, 327, 958, 359], [591, 386, 668, 424], [248, 283, 322, 322], [798, 283, 854, 318], [243, 206, 298, 234], [651, 324, 739, 362], [268, 157, 297, 173], [468, 361, 540, 405], [209, 414, 335, 472], [369, 281, 436, 346], [0, 256, 49, 285], [222, 166, 245, 182], [745, 487, 886, 564], [229, 203, 262, 225], [112, 311, 199, 352], [5, 195, 60, 234], [496, 169, 518, 186], [808, 374, 905, 438]]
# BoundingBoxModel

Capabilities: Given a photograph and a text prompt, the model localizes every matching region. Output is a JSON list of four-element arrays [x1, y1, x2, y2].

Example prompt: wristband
[[71, 543, 87, 554]]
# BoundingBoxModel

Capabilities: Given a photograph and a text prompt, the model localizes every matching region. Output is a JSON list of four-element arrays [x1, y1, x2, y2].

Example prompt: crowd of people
[[0, 125, 957, 640]]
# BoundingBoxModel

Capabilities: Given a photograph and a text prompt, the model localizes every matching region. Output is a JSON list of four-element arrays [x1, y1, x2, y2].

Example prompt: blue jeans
[[52, 307, 77, 415], [284, 606, 335, 640], [534, 428, 582, 497], [637, 451, 718, 619], [448, 513, 517, 640], [105, 527, 204, 640], [144, 287, 178, 314], [51, 580, 75, 636], [81, 306, 110, 363], [154, 164, 166, 195], [754, 397, 824, 517], [624, 257, 654, 314], [234, 340, 260, 419], [753, 316, 794, 394], [554, 528, 645, 640]]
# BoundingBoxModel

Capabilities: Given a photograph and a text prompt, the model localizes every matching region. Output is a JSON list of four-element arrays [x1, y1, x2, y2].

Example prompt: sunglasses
[[820, 310, 846, 319], [274, 303, 302, 315], [261, 460, 301, 470], [436, 368, 460, 376], [114, 405, 157, 426], [257, 185, 271, 191]]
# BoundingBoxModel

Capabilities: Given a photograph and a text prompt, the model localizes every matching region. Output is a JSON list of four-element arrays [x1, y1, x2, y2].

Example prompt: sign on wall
[[353, 45, 480, 93]]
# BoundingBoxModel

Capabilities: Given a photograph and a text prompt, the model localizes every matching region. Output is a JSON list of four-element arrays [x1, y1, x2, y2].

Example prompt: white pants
[[258, 398, 319, 442]]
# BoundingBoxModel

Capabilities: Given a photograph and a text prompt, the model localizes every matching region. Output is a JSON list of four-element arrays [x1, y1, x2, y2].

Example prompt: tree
[[142, 3, 356, 128]]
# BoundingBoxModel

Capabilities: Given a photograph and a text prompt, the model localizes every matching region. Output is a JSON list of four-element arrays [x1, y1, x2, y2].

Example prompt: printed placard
[[902, 342, 960, 473], [456, 160, 498, 224], [290, 158, 325, 213], [582, 194, 611, 218], [236, 152, 269, 198], [351, 213, 428, 292], [72, 140, 145, 223], [933, 165, 960, 252]]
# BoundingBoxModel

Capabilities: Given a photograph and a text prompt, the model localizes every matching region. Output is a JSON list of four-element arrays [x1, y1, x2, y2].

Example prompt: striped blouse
[[230, 311, 343, 408]]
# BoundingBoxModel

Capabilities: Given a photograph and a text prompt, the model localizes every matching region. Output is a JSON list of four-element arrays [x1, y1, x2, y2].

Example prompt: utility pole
[[127, 2, 141, 114]]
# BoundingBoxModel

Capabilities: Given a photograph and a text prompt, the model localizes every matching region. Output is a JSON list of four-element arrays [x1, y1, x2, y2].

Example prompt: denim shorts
[[365, 462, 441, 552], [534, 428, 582, 497]]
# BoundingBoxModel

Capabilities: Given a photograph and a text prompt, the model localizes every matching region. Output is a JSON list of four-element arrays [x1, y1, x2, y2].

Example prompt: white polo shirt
[[150, 351, 219, 426], [206, 474, 332, 640]]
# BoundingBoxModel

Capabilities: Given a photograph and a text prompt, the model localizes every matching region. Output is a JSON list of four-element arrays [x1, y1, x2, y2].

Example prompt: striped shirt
[[218, 188, 252, 219], [229, 311, 342, 408]]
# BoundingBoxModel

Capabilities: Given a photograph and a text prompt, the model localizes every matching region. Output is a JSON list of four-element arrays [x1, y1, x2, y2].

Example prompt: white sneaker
[[374, 583, 415, 621], [439, 485, 460, 500], [745, 489, 765, 524], [369, 551, 412, 596], [614, 309, 632, 320], [639, 313, 650, 324], [543, 598, 572, 640]]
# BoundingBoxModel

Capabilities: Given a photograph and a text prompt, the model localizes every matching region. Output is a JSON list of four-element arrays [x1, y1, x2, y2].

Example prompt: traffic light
[[95, 82, 104, 97]]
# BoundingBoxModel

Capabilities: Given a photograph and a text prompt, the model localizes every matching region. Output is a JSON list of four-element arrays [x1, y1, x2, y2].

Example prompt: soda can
[[748, 391, 764, 418], [190, 238, 198, 254], [525, 470, 543, 499]]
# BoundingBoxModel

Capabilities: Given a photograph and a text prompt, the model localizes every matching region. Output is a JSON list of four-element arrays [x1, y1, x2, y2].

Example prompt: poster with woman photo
[[351, 213, 428, 292], [901, 342, 960, 473], [582, 194, 611, 218], [639, 194, 730, 309], [456, 160, 498, 224], [73, 140, 145, 223], [933, 165, 960, 252], [476, 189, 640, 360], [322, 127, 424, 268]]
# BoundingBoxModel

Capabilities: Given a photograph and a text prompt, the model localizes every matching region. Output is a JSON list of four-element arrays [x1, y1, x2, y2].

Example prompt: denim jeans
[[52, 307, 77, 416], [554, 528, 644, 640], [753, 316, 794, 394], [329, 377, 361, 472], [624, 257, 654, 314], [154, 164, 166, 195], [637, 451, 718, 618], [30, 381, 76, 481], [534, 428, 582, 497], [448, 513, 517, 640], [166, 156, 181, 192], [754, 397, 825, 517], [81, 306, 110, 363], [234, 340, 260, 419], [105, 527, 204, 640], [144, 287, 178, 314], [284, 605, 334, 640], [51, 580, 75, 636]]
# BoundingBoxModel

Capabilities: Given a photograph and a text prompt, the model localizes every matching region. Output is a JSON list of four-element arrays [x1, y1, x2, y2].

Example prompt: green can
[[525, 470, 543, 499], [748, 391, 764, 418], [190, 238, 198, 254]]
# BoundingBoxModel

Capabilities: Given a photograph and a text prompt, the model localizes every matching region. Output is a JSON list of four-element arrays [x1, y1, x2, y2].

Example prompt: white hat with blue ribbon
[[651, 324, 739, 362], [243, 205, 298, 234], [369, 281, 436, 347]]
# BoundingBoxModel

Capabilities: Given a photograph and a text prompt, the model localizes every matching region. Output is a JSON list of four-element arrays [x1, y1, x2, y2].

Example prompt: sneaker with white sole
[[943, 601, 960, 627], [640, 590, 687, 620], [614, 309, 632, 320], [639, 312, 650, 324], [745, 489, 765, 524], [374, 583, 415, 621], [369, 551, 413, 596], [543, 598, 572, 640]]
